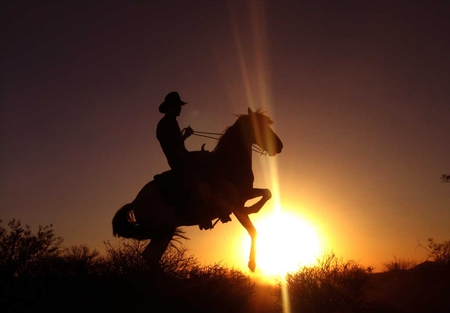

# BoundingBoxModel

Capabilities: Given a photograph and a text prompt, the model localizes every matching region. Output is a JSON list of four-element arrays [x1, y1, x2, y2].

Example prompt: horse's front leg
[[243, 188, 272, 214], [232, 209, 257, 272]]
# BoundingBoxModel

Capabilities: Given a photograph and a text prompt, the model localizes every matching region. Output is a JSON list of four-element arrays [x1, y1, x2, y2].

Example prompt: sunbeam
[[229, 0, 292, 313]]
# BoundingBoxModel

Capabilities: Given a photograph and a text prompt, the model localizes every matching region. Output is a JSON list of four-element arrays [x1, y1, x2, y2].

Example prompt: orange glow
[[242, 209, 322, 279]]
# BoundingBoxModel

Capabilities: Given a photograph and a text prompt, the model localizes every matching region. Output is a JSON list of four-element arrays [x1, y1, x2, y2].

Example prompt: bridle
[[191, 130, 268, 156]]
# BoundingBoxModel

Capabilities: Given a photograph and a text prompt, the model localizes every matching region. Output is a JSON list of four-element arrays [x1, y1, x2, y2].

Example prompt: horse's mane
[[234, 108, 273, 124], [212, 108, 272, 153]]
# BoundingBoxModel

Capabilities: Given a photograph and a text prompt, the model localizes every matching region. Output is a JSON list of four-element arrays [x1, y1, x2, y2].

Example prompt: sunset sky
[[2, 1, 449, 274]]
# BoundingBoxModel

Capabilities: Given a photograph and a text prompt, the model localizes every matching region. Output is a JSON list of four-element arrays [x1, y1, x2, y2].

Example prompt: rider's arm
[[182, 125, 193, 141]]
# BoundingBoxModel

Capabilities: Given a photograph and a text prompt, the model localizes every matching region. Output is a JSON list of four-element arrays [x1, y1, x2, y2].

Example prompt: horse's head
[[213, 108, 283, 158], [241, 108, 283, 156]]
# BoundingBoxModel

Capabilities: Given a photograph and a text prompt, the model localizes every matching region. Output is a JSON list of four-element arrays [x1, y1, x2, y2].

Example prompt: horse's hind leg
[[141, 227, 176, 268]]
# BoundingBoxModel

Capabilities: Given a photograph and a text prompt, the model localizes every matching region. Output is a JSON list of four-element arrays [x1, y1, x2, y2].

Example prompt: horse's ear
[[248, 107, 254, 115]]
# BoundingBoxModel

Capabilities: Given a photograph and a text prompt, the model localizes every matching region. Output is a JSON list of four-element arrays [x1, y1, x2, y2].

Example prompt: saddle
[[153, 170, 232, 227], [153, 150, 213, 210]]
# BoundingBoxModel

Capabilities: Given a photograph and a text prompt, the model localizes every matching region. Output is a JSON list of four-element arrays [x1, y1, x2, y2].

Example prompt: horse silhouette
[[112, 108, 283, 271]]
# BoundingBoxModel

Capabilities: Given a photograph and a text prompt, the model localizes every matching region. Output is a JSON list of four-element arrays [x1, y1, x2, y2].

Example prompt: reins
[[192, 130, 268, 156], [192, 131, 222, 141]]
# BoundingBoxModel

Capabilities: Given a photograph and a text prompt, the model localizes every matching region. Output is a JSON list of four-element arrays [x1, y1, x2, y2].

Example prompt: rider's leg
[[212, 181, 241, 223], [196, 182, 214, 230]]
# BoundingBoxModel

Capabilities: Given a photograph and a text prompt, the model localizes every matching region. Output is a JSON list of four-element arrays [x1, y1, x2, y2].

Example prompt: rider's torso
[[156, 115, 188, 170]]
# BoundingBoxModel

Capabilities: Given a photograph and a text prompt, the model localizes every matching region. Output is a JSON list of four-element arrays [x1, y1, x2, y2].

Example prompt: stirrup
[[199, 220, 213, 230], [219, 214, 232, 223]]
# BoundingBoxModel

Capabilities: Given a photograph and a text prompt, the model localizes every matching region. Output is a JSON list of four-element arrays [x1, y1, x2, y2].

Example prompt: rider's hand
[[183, 125, 194, 138]]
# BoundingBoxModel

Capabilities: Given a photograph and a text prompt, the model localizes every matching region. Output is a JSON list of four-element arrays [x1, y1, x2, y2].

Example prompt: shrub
[[0, 219, 255, 313], [160, 244, 198, 278], [59, 244, 102, 276], [278, 252, 370, 313], [100, 239, 149, 277], [426, 238, 450, 265], [98, 239, 254, 312], [0, 219, 63, 277], [176, 263, 255, 312], [382, 256, 417, 271]]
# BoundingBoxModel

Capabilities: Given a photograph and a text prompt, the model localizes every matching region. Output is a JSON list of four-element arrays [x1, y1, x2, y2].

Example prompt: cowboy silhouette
[[156, 91, 220, 230], [157, 91, 193, 170]]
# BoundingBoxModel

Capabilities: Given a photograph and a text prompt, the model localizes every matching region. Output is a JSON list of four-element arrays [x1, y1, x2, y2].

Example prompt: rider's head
[[159, 92, 188, 116]]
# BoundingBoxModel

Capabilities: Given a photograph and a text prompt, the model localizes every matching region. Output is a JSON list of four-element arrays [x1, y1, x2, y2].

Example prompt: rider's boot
[[198, 219, 213, 230], [219, 213, 232, 223]]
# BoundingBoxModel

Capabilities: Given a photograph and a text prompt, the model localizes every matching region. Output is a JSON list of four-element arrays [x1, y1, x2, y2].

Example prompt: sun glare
[[247, 210, 321, 279]]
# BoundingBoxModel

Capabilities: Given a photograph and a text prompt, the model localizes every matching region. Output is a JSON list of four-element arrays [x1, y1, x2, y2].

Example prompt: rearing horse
[[112, 108, 283, 271]]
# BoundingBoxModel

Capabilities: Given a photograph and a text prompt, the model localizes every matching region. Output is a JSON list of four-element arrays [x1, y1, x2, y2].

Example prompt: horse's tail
[[112, 203, 163, 240], [112, 203, 141, 239]]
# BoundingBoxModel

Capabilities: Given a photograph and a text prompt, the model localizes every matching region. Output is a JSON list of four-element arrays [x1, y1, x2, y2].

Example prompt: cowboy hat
[[159, 91, 188, 113]]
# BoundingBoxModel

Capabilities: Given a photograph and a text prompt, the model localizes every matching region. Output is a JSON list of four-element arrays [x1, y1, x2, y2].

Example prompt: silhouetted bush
[[94, 239, 254, 312], [160, 244, 198, 278], [0, 220, 254, 313], [425, 238, 450, 265], [100, 239, 149, 277], [57, 244, 102, 276], [178, 263, 255, 311], [0, 219, 63, 277], [382, 256, 417, 272], [277, 252, 370, 313]]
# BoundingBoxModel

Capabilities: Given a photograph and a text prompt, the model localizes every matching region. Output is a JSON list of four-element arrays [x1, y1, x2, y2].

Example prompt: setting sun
[[246, 210, 322, 278]]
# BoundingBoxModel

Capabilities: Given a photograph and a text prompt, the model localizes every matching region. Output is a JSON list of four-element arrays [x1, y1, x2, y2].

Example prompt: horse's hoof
[[248, 260, 256, 272]]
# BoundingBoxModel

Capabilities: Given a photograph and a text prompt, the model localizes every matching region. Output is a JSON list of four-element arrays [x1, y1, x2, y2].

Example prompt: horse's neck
[[215, 128, 254, 189], [226, 145, 252, 172], [235, 148, 254, 189]]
